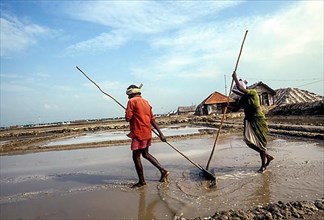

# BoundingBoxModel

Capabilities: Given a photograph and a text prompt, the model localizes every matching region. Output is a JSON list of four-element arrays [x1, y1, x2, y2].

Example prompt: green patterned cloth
[[238, 89, 268, 151]]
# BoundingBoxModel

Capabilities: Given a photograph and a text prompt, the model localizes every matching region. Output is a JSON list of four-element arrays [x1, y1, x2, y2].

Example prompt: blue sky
[[1, 1, 323, 126]]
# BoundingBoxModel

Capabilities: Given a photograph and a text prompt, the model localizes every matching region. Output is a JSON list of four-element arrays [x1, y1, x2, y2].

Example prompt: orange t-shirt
[[125, 95, 154, 140]]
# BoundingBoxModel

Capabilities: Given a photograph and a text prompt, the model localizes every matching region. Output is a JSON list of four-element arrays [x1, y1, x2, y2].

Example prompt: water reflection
[[248, 171, 273, 206], [138, 189, 154, 220]]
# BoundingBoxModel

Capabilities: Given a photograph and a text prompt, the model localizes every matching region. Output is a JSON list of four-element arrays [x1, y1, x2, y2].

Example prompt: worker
[[125, 84, 169, 188], [229, 72, 274, 173]]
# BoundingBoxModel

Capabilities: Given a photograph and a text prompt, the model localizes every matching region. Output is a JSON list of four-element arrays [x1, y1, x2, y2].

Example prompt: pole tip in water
[[203, 169, 216, 181]]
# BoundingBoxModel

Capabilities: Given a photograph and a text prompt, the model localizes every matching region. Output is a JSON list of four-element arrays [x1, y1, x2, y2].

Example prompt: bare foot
[[159, 170, 169, 182], [257, 167, 266, 173], [131, 182, 146, 188], [265, 155, 274, 167]]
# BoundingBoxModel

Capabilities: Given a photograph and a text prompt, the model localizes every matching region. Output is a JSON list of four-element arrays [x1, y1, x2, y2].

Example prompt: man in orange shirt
[[125, 84, 169, 188]]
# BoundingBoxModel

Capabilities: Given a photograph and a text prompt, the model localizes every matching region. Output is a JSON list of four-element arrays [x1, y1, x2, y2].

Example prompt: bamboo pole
[[206, 30, 249, 170]]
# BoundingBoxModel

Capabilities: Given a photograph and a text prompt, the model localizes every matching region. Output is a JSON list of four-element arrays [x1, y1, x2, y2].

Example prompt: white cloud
[[0, 14, 51, 57], [246, 1, 323, 61], [67, 1, 239, 34], [62, 1, 323, 95], [1, 0, 323, 126], [63, 1, 240, 55], [131, 49, 223, 81], [0, 71, 52, 93], [65, 30, 128, 54], [237, 1, 323, 87], [130, 1, 323, 85], [83, 80, 126, 92], [131, 24, 249, 81]]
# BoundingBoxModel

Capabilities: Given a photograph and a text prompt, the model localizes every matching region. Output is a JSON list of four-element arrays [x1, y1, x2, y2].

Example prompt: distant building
[[177, 105, 196, 115], [70, 119, 88, 124], [274, 87, 323, 105], [195, 91, 235, 115], [248, 81, 276, 106]]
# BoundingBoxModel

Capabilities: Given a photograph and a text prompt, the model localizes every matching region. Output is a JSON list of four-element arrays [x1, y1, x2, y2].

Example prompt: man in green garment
[[230, 71, 274, 173]]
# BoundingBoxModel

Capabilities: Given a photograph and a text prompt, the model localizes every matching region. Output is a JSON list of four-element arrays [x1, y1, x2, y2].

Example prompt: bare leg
[[247, 143, 267, 173], [258, 151, 267, 173], [247, 143, 262, 153], [265, 153, 274, 167], [141, 148, 169, 182], [132, 150, 146, 188]]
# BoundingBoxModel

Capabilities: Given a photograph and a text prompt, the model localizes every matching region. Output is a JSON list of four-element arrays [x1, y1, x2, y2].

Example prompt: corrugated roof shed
[[274, 88, 323, 105], [248, 81, 276, 95], [203, 91, 235, 104]]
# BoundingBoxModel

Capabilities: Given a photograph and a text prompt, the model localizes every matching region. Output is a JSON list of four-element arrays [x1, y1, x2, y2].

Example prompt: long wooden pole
[[76, 66, 126, 110], [76, 66, 216, 180], [206, 30, 248, 170]]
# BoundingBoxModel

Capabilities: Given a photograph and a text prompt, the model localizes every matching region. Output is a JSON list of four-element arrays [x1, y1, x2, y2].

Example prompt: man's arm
[[125, 101, 133, 122], [151, 120, 166, 142]]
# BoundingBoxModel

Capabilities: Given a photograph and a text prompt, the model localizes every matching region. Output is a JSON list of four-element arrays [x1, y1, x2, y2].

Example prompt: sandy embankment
[[1, 114, 323, 155]]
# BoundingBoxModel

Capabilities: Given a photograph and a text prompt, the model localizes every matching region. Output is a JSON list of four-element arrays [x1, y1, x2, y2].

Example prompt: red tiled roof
[[203, 91, 235, 104]]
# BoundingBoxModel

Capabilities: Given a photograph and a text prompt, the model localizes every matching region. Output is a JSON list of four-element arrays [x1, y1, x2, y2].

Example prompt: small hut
[[177, 105, 196, 115], [195, 91, 235, 115], [248, 81, 276, 106]]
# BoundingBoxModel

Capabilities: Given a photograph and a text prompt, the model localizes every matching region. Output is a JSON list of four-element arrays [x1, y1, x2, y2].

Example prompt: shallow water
[[43, 125, 215, 147], [0, 135, 323, 219]]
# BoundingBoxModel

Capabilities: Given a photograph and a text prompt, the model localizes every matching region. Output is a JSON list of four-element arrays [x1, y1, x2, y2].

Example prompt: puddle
[[43, 125, 216, 147]]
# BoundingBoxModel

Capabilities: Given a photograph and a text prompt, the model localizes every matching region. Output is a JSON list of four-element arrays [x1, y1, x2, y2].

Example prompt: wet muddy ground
[[1, 131, 323, 219]]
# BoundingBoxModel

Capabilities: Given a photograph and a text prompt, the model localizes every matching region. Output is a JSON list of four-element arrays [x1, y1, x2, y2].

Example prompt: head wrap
[[126, 84, 143, 95], [232, 79, 247, 96]]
